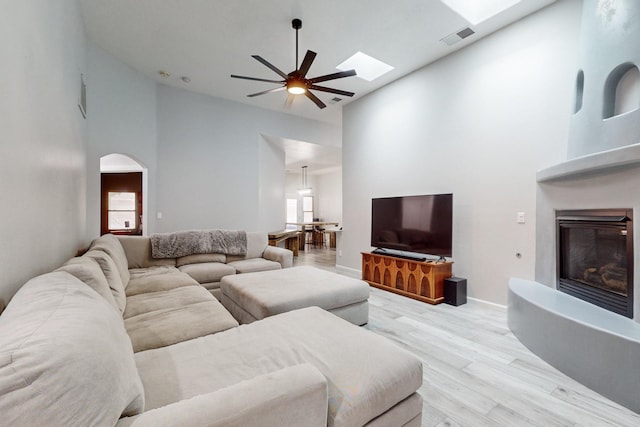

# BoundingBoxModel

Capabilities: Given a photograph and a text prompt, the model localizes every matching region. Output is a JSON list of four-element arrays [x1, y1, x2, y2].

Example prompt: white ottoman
[[220, 266, 369, 325]]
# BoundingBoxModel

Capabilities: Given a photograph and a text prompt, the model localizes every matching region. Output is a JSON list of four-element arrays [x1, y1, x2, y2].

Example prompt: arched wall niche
[[603, 63, 640, 119], [573, 69, 584, 114]]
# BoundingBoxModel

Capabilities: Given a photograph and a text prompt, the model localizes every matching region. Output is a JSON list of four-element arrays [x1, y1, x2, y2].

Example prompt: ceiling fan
[[230, 18, 357, 109]]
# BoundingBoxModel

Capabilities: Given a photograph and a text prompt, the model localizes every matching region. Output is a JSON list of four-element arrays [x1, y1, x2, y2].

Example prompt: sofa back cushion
[[118, 236, 177, 269], [90, 233, 131, 285], [176, 253, 226, 267], [0, 272, 145, 426], [226, 231, 267, 262], [85, 249, 127, 314], [56, 256, 120, 311]]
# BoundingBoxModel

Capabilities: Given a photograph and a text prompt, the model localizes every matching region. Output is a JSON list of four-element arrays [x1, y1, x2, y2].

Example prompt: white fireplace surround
[[508, 148, 640, 413], [534, 146, 640, 322]]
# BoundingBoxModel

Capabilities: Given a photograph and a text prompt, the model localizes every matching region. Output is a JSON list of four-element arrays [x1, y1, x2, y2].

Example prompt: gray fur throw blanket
[[150, 229, 247, 259]]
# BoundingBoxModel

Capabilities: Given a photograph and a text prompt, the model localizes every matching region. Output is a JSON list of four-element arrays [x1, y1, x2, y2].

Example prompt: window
[[303, 196, 314, 223], [108, 192, 136, 230], [286, 198, 297, 229]]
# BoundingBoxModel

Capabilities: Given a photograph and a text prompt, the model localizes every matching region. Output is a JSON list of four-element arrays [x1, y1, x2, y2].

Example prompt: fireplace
[[556, 209, 634, 318]]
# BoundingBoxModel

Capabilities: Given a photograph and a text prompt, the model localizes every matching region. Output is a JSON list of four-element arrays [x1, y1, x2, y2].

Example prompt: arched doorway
[[100, 154, 148, 236]]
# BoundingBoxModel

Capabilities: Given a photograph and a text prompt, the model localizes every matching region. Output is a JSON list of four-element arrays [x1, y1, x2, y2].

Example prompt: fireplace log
[[583, 267, 597, 282], [599, 263, 627, 293]]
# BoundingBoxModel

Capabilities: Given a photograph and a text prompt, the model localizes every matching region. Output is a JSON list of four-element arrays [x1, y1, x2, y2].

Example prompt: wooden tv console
[[361, 252, 452, 304]]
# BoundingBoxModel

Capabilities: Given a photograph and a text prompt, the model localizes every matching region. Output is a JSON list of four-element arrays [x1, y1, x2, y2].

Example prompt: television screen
[[371, 194, 453, 257]]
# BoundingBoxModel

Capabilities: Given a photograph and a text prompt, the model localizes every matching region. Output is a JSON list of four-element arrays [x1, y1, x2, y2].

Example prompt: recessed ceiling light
[[440, 0, 521, 25], [336, 52, 394, 82], [158, 70, 171, 78], [181, 76, 191, 83]]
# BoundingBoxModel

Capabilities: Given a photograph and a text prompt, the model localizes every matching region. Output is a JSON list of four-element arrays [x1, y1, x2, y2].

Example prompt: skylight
[[336, 52, 394, 82], [440, 0, 521, 25]]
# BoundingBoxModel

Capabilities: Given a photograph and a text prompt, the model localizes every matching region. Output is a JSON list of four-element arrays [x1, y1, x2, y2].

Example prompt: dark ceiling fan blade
[[252, 55, 289, 79], [309, 85, 355, 97], [309, 69, 356, 84], [304, 91, 326, 109], [284, 94, 295, 109], [247, 86, 286, 97], [297, 50, 317, 78], [230, 75, 285, 84]]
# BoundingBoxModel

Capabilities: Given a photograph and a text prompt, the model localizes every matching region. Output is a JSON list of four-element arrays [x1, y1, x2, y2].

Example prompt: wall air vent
[[440, 27, 475, 46], [457, 27, 475, 39]]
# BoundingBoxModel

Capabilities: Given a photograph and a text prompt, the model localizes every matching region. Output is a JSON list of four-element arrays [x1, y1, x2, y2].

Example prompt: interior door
[[100, 172, 143, 236]]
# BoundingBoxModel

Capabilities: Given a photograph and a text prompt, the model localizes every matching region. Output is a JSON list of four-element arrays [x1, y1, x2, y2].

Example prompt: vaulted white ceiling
[[80, 0, 556, 127]]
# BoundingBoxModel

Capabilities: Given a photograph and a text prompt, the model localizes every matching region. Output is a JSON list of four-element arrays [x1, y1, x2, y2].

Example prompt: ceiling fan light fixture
[[298, 165, 312, 195], [230, 18, 356, 109], [287, 80, 307, 95]]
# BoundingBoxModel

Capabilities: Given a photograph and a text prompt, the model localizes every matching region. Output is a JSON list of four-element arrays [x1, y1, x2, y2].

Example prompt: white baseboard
[[467, 296, 507, 310], [335, 264, 361, 278], [334, 265, 506, 309]]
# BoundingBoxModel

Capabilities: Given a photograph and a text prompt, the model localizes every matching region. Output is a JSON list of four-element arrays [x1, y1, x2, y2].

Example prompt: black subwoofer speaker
[[444, 277, 467, 306]]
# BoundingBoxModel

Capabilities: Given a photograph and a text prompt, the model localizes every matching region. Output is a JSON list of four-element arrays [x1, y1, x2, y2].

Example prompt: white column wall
[[259, 136, 286, 231], [315, 170, 342, 225]]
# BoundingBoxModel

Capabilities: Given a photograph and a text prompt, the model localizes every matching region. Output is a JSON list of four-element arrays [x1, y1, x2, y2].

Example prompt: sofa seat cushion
[[199, 281, 221, 292], [226, 258, 281, 274], [179, 262, 236, 284], [129, 266, 180, 279], [0, 272, 145, 426], [116, 364, 328, 427], [124, 285, 217, 319], [125, 299, 239, 352], [126, 271, 199, 297], [134, 307, 422, 427]]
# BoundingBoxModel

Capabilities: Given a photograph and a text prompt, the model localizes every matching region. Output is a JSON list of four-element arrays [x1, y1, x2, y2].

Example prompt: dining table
[[286, 221, 339, 228], [286, 221, 340, 250]]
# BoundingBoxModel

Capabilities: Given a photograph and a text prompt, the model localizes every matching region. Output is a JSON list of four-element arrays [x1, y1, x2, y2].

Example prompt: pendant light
[[298, 165, 312, 195]]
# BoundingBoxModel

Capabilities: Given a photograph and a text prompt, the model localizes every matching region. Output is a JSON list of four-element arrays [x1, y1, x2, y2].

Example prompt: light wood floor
[[294, 247, 640, 427]]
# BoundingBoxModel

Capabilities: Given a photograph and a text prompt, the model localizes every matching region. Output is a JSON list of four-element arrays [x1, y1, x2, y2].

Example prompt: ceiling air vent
[[440, 27, 475, 46], [329, 97, 343, 104], [457, 27, 475, 39]]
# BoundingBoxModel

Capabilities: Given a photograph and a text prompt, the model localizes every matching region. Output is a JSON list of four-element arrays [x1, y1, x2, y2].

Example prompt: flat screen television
[[371, 193, 453, 258]]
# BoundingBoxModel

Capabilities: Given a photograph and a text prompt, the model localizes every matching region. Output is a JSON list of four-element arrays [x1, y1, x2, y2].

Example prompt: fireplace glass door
[[557, 209, 633, 318]]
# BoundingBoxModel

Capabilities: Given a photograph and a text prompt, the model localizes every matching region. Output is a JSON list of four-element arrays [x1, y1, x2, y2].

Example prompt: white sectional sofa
[[0, 232, 423, 426], [118, 231, 293, 300]]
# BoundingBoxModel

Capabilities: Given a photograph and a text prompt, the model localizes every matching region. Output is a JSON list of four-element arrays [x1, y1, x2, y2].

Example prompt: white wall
[[341, 0, 582, 305], [0, 0, 87, 307], [155, 85, 340, 233], [259, 136, 286, 231], [86, 42, 158, 239], [314, 170, 343, 225], [285, 170, 342, 225]]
